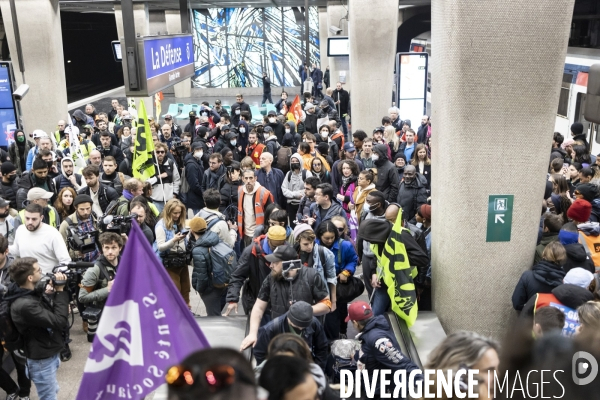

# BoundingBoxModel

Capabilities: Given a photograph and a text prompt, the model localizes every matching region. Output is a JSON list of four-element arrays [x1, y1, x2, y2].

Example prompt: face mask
[[372, 154, 379, 162], [363, 203, 371, 213], [291, 163, 300, 171], [320, 132, 328, 138], [17, 136, 24, 143], [194, 151, 203, 159], [230, 140, 237, 146], [285, 129, 290, 134], [7, 175, 16, 182], [239, 127, 246, 133], [269, 118, 276, 124]]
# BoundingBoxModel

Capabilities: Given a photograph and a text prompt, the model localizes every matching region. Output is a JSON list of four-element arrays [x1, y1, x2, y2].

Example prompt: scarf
[[123, 189, 134, 201], [341, 175, 356, 188]]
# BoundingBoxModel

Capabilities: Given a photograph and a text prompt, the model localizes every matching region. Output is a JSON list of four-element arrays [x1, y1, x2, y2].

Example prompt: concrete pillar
[[0, 0, 67, 134], [325, 5, 350, 94], [318, 7, 328, 75], [431, 0, 575, 339], [348, 0, 398, 132], [165, 10, 191, 99], [114, 3, 154, 118]]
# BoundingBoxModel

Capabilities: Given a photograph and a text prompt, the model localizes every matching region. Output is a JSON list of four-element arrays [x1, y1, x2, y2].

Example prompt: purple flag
[[76, 222, 209, 400]]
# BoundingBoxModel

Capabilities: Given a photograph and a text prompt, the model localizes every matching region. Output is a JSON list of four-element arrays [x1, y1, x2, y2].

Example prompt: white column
[[348, 0, 398, 132], [0, 0, 67, 134], [432, 0, 575, 338], [325, 5, 350, 94], [114, 3, 154, 118], [165, 10, 191, 99]]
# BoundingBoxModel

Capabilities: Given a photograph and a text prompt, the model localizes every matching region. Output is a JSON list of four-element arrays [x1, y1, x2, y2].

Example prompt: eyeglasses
[[156, 151, 165, 154], [166, 364, 253, 392], [337, 227, 345, 233]]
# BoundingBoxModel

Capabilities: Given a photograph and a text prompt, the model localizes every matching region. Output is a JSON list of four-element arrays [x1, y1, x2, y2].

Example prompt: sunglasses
[[156, 151, 165, 154], [166, 364, 253, 391], [337, 227, 345, 233]]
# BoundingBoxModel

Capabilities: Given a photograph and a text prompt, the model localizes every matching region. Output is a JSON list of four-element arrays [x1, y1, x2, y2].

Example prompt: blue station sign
[[141, 35, 194, 95]]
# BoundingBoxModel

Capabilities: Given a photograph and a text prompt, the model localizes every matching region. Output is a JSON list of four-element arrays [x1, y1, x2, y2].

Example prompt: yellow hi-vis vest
[[18, 206, 58, 229]]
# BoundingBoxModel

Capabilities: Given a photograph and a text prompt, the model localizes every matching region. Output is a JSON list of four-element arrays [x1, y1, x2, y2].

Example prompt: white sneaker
[[6, 393, 18, 400]]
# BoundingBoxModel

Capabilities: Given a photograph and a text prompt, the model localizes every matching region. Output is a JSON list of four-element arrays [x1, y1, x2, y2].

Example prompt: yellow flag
[[132, 100, 156, 181], [372, 209, 419, 327]]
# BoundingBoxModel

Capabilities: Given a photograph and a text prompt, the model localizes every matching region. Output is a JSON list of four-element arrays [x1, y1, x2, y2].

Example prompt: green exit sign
[[486, 195, 514, 242]]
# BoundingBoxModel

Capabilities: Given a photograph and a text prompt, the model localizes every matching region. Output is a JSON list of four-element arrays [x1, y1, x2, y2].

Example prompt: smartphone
[[563, 162, 570, 169], [180, 230, 189, 236]]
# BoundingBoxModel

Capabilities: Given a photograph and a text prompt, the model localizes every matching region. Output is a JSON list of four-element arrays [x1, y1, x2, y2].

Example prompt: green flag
[[132, 100, 155, 181], [372, 209, 419, 327]]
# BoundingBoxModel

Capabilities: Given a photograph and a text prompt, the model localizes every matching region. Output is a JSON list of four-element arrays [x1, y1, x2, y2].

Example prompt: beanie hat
[[571, 122, 584, 135], [558, 229, 579, 245], [267, 225, 287, 241], [563, 267, 594, 288], [189, 217, 207, 233], [419, 204, 431, 221], [73, 194, 93, 207], [293, 223, 313, 240], [576, 183, 598, 202], [567, 199, 592, 223], [1, 162, 16, 176], [287, 301, 313, 329]]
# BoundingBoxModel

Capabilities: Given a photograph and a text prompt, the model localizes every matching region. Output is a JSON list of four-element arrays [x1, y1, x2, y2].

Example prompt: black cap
[[215, 99, 222, 105], [189, 111, 197, 118], [221, 124, 231, 131], [571, 122, 584, 135], [264, 126, 273, 133], [287, 301, 313, 329], [264, 244, 299, 262], [373, 126, 385, 133], [1, 162, 16, 176], [73, 194, 94, 207], [191, 142, 204, 150], [267, 110, 277, 116]]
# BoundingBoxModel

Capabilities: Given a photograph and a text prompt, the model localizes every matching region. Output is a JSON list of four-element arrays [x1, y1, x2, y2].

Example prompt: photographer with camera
[[8, 257, 69, 400], [79, 232, 123, 342], [97, 132, 124, 166], [59, 195, 99, 262], [0, 235, 31, 400], [11, 203, 71, 275]]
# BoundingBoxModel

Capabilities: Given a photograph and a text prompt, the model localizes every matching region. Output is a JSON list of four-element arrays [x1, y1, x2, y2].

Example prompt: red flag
[[286, 95, 302, 123]]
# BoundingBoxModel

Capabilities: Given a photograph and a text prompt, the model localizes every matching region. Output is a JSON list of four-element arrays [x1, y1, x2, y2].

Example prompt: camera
[[329, 26, 342, 35], [99, 213, 137, 235], [82, 307, 103, 342], [96, 146, 111, 158], [170, 137, 187, 154], [67, 226, 99, 255], [12, 84, 29, 101]]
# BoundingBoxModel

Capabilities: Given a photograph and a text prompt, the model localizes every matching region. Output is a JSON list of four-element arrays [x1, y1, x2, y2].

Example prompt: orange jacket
[[237, 185, 274, 236]]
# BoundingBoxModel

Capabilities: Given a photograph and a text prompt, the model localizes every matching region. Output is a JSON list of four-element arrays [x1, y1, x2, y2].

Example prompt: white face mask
[[239, 127, 246, 133], [269, 118, 276, 124], [285, 129, 290, 134], [320, 132, 328, 138], [363, 203, 371, 213], [372, 154, 379, 162], [230, 140, 237, 146], [194, 151, 203, 159]]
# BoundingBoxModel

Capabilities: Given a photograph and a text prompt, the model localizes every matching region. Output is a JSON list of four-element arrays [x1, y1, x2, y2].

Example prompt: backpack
[[0, 297, 25, 352], [331, 131, 345, 150], [209, 241, 237, 288], [287, 170, 307, 183], [277, 146, 293, 173]]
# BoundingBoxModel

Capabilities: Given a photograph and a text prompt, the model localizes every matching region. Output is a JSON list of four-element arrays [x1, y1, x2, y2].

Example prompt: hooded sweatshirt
[[282, 153, 313, 205], [512, 260, 566, 310], [54, 156, 84, 192], [285, 121, 301, 147], [563, 243, 595, 273]]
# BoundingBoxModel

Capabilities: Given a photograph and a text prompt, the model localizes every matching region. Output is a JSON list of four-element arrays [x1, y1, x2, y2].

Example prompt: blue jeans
[[27, 354, 60, 400], [371, 286, 391, 316]]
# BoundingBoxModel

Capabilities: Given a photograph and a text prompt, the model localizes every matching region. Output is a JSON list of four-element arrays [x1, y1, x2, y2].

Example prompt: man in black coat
[[182, 143, 205, 215], [372, 144, 399, 204], [396, 165, 428, 223], [333, 82, 350, 138], [230, 94, 252, 127], [9, 257, 69, 399], [79, 165, 120, 215], [253, 301, 328, 370], [262, 73, 272, 104], [266, 110, 285, 143], [311, 64, 323, 100], [16, 158, 58, 210], [303, 102, 318, 135], [98, 132, 125, 166], [417, 115, 429, 144]]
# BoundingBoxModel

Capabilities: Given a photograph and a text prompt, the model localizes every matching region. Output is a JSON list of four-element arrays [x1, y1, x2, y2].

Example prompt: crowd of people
[[0, 81, 598, 399]]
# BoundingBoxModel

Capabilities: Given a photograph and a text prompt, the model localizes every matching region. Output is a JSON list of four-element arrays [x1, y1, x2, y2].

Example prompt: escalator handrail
[[243, 313, 254, 362], [385, 311, 423, 370]]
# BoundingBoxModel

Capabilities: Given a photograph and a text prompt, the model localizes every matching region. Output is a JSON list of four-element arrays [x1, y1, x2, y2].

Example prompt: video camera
[[66, 226, 99, 255], [96, 146, 111, 158], [36, 261, 96, 291], [170, 136, 188, 157], [99, 214, 137, 235]]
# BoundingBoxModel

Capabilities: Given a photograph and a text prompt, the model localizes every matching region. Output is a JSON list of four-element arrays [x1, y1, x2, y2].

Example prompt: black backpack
[[0, 295, 25, 352]]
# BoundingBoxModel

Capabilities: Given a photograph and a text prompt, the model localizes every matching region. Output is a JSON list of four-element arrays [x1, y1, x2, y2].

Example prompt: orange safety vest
[[579, 232, 600, 271], [237, 186, 273, 236], [534, 293, 561, 310], [247, 143, 267, 168]]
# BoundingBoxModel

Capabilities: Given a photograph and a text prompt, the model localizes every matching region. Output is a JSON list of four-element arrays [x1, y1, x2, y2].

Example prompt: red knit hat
[[420, 204, 432, 221], [567, 199, 592, 223]]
